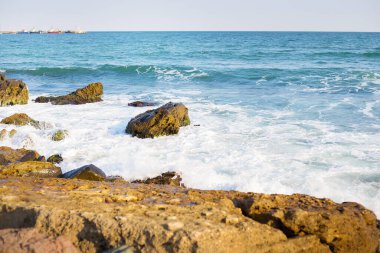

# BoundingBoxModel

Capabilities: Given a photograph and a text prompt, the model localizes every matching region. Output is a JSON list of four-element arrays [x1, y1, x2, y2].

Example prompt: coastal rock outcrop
[[132, 171, 184, 187], [0, 75, 29, 106], [0, 146, 45, 165], [0, 177, 378, 253], [34, 82, 103, 105], [62, 164, 106, 181], [0, 228, 80, 253], [126, 102, 190, 138], [0, 161, 62, 177], [128, 101, 157, 107], [1, 113, 41, 128]]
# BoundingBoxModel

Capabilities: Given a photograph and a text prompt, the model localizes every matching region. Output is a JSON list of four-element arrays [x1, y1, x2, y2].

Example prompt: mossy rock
[[35, 82, 103, 105], [51, 130, 68, 141], [47, 154, 63, 164], [62, 164, 106, 181], [126, 102, 190, 138], [0, 77, 29, 106], [1, 113, 40, 128], [0, 161, 61, 178]]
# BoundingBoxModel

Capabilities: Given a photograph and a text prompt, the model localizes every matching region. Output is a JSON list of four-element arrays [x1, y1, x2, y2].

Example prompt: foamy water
[[0, 32, 379, 216]]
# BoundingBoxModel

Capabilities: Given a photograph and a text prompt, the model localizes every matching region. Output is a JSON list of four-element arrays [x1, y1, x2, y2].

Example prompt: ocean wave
[[312, 51, 380, 58], [6, 65, 210, 81]]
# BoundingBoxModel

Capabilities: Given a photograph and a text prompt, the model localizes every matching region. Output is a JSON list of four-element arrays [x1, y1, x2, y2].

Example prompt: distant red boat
[[47, 29, 63, 34]]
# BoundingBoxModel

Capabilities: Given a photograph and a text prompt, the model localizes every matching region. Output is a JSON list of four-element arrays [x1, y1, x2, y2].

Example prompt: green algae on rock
[[34, 82, 103, 105], [0, 75, 29, 106], [52, 130, 68, 141], [0, 161, 61, 177], [47, 154, 64, 164], [62, 164, 106, 181], [126, 102, 190, 138]]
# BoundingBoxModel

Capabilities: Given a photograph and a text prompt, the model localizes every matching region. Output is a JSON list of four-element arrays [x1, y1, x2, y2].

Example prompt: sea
[[0, 32, 379, 215]]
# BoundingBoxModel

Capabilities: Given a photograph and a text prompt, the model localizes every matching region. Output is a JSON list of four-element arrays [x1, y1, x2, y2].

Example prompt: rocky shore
[[0, 75, 379, 252]]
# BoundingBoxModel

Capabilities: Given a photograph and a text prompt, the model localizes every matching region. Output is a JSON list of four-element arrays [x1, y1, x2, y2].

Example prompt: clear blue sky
[[1, 0, 379, 31]]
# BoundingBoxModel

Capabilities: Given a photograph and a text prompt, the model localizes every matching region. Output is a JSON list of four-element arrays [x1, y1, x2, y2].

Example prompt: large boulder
[[35, 82, 103, 105], [1, 113, 41, 128], [0, 161, 62, 177], [0, 75, 29, 106], [0, 228, 79, 253], [62, 164, 106, 181], [126, 102, 190, 138], [0, 146, 45, 166]]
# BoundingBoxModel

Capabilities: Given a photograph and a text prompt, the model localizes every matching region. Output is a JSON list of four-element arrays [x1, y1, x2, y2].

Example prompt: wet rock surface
[[128, 101, 157, 107], [62, 164, 106, 181], [34, 82, 103, 105], [0, 228, 80, 253], [0, 146, 45, 166], [132, 171, 184, 187], [0, 177, 377, 253], [126, 102, 191, 138], [0, 161, 62, 178], [47, 154, 63, 164], [1, 113, 41, 128], [52, 130, 68, 141], [0, 75, 29, 106]]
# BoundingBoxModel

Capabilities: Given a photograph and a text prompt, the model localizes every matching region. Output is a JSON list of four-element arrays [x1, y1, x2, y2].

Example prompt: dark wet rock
[[63, 164, 106, 181], [1, 113, 41, 128], [52, 130, 68, 141], [128, 101, 157, 107], [0, 228, 80, 253], [0, 76, 29, 106], [0, 161, 62, 177], [47, 154, 63, 164], [132, 171, 184, 187], [0, 73, 5, 82], [126, 102, 190, 138], [0, 146, 45, 166], [35, 82, 103, 105]]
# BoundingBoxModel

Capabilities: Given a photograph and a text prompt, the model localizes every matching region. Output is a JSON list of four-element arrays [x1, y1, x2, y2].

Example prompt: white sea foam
[[0, 93, 379, 216]]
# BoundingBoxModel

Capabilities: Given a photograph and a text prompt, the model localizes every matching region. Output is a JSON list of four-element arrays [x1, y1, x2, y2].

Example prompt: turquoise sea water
[[1, 32, 380, 215]]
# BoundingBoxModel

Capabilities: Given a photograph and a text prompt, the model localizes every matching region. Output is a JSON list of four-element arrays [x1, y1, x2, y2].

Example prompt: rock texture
[[132, 171, 183, 187], [0, 129, 16, 140], [0, 161, 62, 177], [0, 177, 378, 253], [0, 228, 80, 253], [0, 146, 45, 166], [128, 101, 157, 107], [0, 75, 29, 106], [47, 154, 63, 164], [35, 82, 103, 105], [62, 164, 106, 181], [126, 102, 190, 138], [1, 113, 41, 128]]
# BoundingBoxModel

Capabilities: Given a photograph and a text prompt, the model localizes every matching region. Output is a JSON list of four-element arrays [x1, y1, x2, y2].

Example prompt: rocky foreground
[[0, 174, 379, 253]]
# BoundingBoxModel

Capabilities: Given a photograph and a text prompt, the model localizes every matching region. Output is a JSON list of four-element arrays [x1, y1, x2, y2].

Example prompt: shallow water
[[0, 32, 379, 215]]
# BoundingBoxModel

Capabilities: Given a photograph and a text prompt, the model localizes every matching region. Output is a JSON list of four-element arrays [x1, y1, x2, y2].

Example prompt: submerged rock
[[35, 82, 103, 105], [126, 102, 190, 138], [0, 161, 61, 177], [0, 228, 80, 253], [52, 130, 68, 141], [128, 101, 157, 107], [63, 164, 106, 181], [1, 113, 41, 128], [0, 146, 45, 166], [132, 171, 183, 187], [47, 154, 63, 164], [0, 76, 29, 106]]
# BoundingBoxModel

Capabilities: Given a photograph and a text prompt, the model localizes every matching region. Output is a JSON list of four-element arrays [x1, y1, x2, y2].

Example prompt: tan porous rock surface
[[1, 113, 41, 128], [34, 82, 103, 105], [0, 146, 45, 166], [0, 177, 378, 253], [0, 161, 61, 177], [0, 76, 29, 106], [0, 228, 80, 253], [126, 102, 191, 138]]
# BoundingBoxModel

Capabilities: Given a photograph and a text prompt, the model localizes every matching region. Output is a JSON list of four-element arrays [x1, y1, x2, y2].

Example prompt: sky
[[1, 0, 379, 32]]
